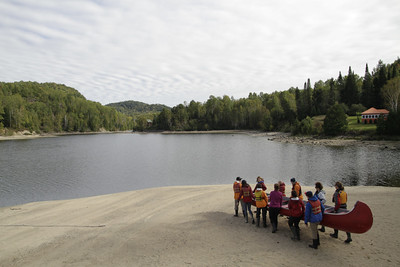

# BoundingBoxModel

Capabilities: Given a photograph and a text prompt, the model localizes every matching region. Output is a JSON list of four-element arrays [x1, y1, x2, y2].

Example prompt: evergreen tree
[[342, 67, 359, 107], [337, 71, 345, 104], [328, 78, 337, 106], [361, 64, 374, 108], [372, 60, 387, 108], [323, 104, 348, 136]]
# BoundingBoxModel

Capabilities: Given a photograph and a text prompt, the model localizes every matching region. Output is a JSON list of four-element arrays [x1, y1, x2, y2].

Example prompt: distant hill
[[0, 81, 133, 133], [106, 100, 170, 116]]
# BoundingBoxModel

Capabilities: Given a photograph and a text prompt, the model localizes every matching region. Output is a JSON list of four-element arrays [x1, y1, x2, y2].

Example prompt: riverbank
[[0, 184, 399, 266], [266, 132, 400, 150], [0, 130, 132, 141]]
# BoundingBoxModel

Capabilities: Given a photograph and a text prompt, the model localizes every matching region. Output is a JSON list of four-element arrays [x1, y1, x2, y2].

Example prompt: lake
[[1, 133, 399, 207]]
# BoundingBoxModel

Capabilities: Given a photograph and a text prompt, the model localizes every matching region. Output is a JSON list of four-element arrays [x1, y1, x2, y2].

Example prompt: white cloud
[[0, 0, 399, 107]]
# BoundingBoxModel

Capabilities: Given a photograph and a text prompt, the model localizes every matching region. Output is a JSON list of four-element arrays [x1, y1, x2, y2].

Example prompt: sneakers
[[330, 233, 338, 238]]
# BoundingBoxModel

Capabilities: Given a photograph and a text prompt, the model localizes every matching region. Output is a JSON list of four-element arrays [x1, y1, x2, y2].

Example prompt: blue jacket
[[304, 195, 325, 224]]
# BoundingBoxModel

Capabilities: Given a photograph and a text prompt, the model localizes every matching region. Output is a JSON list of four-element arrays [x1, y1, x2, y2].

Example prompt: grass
[[347, 116, 377, 133], [311, 115, 377, 135]]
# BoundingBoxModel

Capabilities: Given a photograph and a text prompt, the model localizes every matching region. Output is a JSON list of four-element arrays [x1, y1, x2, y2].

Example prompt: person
[[278, 181, 286, 197], [269, 183, 282, 233], [288, 190, 305, 241], [330, 182, 352, 243], [233, 177, 243, 217], [304, 191, 325, 249], [237, 180, 255, 224], [290, 178, 303, 201], [314, 182, 326, 232], [253, 176, 267, 192], [254, 183, 268, 227]]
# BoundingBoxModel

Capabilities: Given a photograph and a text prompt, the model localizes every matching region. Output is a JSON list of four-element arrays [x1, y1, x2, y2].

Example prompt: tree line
[[0, 82, 133, 134], [1, 58, 399, 136], [146, 58, 400, 135]]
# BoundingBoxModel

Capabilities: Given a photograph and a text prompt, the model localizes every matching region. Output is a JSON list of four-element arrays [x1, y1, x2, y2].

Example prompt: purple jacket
[[269, 190, 282, 208]]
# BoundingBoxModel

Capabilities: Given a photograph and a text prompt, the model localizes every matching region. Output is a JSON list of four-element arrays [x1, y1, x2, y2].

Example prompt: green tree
[[382, 77, 400, 112], [323, 104, 348, 136], [372, 60, 387, 107], [342, 67, 359, 107], [361, 64, 374, 108], [157, 108, 173, 130]]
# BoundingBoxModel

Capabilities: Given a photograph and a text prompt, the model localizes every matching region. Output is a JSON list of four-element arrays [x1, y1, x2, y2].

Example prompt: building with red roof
[[361, 107, 389, 124]]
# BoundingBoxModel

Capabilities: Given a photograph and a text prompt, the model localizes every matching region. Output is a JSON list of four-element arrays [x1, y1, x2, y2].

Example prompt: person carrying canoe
[[233, 177, 244, 217], [290, 177, 303, 200], [304, 191, 325, 249], [237, 180, 255, 224], [288, 190, 305, 241], [254, 183, 268, 227], [253, 176, 267, 192], [314, 182, 327, 232], [269, 183, 283, 233], [330, 182, 352, 243]]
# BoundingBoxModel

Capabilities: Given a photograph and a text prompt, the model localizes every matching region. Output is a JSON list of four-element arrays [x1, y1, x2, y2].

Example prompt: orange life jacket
[[233, 182, 242, 200], [293, 182, 303, 200], [339, 190, 347, 205], [309, 199, 322, 215], [255, 190, 268, 208]]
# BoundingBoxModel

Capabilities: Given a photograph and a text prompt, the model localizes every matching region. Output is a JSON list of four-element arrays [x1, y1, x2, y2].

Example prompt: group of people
[[233, 176, 352, 249]]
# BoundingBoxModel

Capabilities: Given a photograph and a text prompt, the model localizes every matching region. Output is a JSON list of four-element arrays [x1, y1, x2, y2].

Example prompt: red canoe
[[278, 198, 373, 234]]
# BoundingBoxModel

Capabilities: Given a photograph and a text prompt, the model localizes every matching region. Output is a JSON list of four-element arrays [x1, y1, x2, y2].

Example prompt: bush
[[377, 111, 400, 135], [349, 104, 366, 116]]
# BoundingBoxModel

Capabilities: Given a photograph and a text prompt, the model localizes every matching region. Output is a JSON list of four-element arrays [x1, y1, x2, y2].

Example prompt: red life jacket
[[309, 199, 322, 215]]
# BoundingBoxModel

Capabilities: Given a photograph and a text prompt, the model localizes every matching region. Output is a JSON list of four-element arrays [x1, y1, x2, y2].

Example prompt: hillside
[[106, 100, 170, 116], [0, 81, 133, 134]]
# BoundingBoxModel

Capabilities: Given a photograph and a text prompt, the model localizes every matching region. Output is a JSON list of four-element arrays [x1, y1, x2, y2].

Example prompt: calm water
[[1, 133, 399, 207]]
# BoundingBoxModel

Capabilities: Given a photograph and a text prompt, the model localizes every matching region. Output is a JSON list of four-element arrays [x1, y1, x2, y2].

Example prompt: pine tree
[[361, 64, 373, 108], [343, 66, 359, 107], [372, 60, 387, 108]]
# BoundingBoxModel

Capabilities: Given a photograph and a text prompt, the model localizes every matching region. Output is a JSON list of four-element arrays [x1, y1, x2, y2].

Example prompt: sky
[[1, 0, 399, 107]]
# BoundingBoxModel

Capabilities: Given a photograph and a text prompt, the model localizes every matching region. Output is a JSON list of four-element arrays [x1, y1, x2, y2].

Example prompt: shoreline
[[1, 130, 399, 150], [0, 184, 399, 266]]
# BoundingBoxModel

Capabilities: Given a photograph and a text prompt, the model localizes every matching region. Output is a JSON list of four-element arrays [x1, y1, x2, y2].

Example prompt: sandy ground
[[0, 184, 399, 266]]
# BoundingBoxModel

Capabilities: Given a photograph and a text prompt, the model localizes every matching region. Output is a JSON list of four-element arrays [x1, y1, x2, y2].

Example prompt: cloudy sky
[[1, 0, 399, 107]]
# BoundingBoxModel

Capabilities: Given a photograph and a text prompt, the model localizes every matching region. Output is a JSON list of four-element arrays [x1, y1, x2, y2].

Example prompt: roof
[[361, 107, 389, 115]]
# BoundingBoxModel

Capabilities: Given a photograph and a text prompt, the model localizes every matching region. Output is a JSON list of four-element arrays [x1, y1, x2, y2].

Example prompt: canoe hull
[[277, 200, 373, 234]]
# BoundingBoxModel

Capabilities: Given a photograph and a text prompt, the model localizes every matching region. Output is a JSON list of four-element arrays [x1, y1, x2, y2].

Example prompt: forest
[[1, 58, 399, 136], [147, 58, 400, 135], [106, 100, 169, 117], [0, 82, 133, 134]]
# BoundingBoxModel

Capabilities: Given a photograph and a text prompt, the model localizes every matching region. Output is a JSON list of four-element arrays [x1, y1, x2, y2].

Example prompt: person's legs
[[269, 207, 279, 233], [288, 217, 296, 240], [256, 208, 261, 227], [262, 207, 267, 227], [330, 229, 339, 238], [345, 232, 352, 243], [242, 202, 248, 223], [240, 200, 245, 217], [234, 199, 239, 216], [309, 222, 319, 249], [246, 203, 254, 224], [294, 217, 301, 240]]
